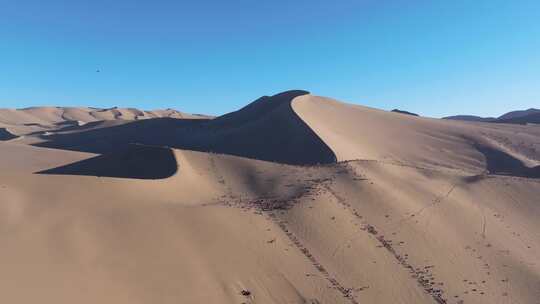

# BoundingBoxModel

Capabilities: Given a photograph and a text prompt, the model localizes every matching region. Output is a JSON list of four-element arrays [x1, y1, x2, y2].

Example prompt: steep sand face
[[291, 95, 482, 173], [292, 94, 540, 175], [33, 91, 336, 165]]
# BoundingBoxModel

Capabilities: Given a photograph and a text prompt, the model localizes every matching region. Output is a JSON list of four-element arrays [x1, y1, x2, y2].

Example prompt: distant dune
[[444, 108, 540, 124], [498, 108, 540, 120], [443, 115, 497, 122], [1, 91, 540, 304], [391, 109, 419, 116], [0, 106, 211, 136]]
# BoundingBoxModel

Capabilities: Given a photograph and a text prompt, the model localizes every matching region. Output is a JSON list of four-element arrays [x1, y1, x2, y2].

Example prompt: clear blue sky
[[1, 0, 539, 117]]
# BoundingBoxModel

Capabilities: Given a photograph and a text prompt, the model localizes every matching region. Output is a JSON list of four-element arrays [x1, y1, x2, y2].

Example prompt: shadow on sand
[[37, 144, 178, 179], [0, 128, 18, 141], [33, 90, 337, 166], [475, 145, 540, 178]]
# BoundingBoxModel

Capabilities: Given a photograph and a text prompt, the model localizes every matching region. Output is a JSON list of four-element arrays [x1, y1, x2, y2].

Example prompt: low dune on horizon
[[1, 90, 540, 304]]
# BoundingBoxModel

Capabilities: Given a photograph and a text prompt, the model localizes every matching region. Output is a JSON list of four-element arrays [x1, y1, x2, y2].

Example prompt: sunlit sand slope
[[293, 94, 540, 175]]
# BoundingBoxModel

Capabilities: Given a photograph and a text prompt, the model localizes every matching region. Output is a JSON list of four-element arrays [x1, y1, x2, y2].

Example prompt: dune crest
[[292, 94, 540, 177], [33, 90, 337, 165]]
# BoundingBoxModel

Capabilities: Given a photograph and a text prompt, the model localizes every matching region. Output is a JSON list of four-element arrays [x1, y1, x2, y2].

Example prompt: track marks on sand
[[218, 168, 359, 304], [268, 212, 360, 304], [323, 181, 450, 304]]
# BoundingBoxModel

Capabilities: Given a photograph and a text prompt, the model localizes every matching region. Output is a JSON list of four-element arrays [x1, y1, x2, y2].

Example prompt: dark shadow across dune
[[33, 90, 337, 165], [37, 144, 178, 179], [0, 128, 18, 141], [34, 118, 207, 153], [475, 145, 540, 178]]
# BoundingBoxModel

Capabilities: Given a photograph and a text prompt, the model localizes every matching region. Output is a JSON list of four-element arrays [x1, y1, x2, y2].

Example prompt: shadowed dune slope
[[475, 145, 540, 178], [292, 94, 540, 176], [0, 128, 17, 141], [34, 90, 337, 165], [37, 144, 178, 179], [0, 142, 95, 173], [33, 118, 206, 152]]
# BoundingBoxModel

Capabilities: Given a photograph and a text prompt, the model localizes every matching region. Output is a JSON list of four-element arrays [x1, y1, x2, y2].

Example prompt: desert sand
[[1, 91, 539, 304]]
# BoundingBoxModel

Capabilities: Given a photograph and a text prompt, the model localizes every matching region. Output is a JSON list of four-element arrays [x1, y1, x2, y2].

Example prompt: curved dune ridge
[[292, 94, 540, 177], [33, 90, 337, 165], [21, 89, 540, 177], [194, 90, 336, 164], [11, 90, 538, 179]]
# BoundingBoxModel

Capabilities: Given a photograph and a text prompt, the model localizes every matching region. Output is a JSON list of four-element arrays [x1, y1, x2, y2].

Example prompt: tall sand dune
[[292, 94, 540, 176], [30, 91, 539, 175], [34, 90, 337, 165]]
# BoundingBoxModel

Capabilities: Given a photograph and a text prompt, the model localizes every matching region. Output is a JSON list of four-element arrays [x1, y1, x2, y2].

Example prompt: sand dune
[[293, 94, 540, 175], [30, 91, 540, 172], [33, 91, 336, 165], [1, 91, 540, 304], [0, 106, 210, 136]]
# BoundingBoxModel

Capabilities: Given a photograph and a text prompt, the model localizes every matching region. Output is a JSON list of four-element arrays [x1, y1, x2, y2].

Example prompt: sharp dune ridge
[[23, 90, 540, 171], [1, 90, 540, 304], [292, 94, 540, 174], [32, 90, 337, 165]]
